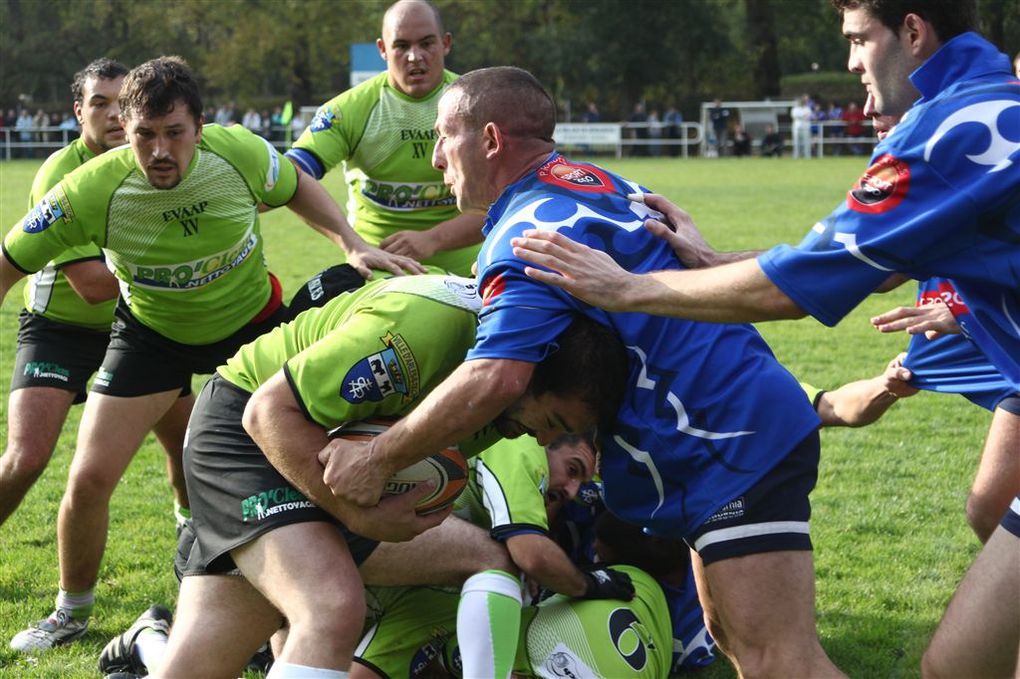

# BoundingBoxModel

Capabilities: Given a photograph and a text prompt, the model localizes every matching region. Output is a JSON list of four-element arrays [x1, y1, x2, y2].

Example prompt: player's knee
[[0, 442, 53, 481], [920, 644, 953, 679], [64, 465, 121, 502], [289, 584, 366, 645], [965, 493, 1003, 543]]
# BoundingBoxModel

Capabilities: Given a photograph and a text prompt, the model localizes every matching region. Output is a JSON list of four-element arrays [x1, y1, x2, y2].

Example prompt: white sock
[[266, 661, 349, 679], [136, 627, 169, 675], [456, 570, 523, 679]]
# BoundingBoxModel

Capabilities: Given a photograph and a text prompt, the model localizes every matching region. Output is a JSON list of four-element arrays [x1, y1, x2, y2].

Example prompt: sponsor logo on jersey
[[340, 332, 419, 404], [918, 280, 971, 315], [23, 361, 70, 382], [609, 607, 650, 671], [537, 156, 613, 194], [542, 645, 596, 678], [310, 107, 337, 132], [23, 187, 74, 233], [241, 486, 314, 522], [129, 232, 258, 289], [481, 273, 505, 307], [361, 179, 456, 211], [847, 154, 910, 214], [260, 137, 280, 191]]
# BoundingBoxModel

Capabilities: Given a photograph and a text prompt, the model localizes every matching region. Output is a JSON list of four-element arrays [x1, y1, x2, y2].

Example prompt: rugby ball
[[329, 418, 468, 515]]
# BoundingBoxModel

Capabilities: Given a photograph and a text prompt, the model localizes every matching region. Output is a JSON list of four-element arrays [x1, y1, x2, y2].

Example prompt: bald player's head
[[378, 0, 450, 98], [446, 66, 555, 142]]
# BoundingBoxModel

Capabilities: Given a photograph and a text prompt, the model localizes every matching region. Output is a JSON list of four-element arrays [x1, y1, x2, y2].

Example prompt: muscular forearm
[[286, 169, 366, 255], [244, 375, 358, 522], [369, 358, 534, 477], [62, 260, 120, 304], [816, 377, 901, 427], [426, 212, 486, 252], [634, 258, 805, 322], [507, 533, 587, 597]]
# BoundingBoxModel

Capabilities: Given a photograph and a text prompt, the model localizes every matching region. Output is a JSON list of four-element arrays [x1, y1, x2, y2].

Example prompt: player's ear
[[901, 13, 939, 59], [74, 101, 85, 126], [196, 114, 205, 141], [376, 37, 387, 60], [482, 121, 502, 157], [441, 32, 452, 56]]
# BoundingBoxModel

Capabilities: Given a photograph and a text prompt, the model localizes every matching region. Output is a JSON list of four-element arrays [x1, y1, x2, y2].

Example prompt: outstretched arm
[[815, 353, 919, 427], [379, 212, 486, 261], [871, 300, 961, 340], [286, 170, 427, 279], [641, 194, 761, 268], [0, 252, 26, 305], [512, 230, 803, 323]]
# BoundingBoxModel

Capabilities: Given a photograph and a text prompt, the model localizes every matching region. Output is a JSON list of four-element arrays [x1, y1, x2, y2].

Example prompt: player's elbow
[[242, 390, 273, 443]]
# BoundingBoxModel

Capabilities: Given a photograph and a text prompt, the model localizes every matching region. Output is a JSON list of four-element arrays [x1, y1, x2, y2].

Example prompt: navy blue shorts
[[1001, 495, 1020, 538], [687, 430, 819, 565]]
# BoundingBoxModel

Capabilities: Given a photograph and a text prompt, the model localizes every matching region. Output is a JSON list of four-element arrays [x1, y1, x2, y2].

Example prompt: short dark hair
[[448, 66, 555, 142], [531, 315, 627, 431], [830, 0, 975, 42], [71, 58, 128, 104], [119, 56, 202, 125], [593, 511, 689, 578]]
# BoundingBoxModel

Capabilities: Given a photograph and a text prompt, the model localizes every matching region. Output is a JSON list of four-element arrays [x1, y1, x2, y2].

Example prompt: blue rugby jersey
[[759, 33, 1020, 389], [903, 278, 1017, 410], [467, 153, 820, 539]]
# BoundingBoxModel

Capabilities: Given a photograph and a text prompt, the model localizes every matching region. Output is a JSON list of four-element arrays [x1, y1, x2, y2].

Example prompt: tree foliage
[[1, 0, 1016, 120]]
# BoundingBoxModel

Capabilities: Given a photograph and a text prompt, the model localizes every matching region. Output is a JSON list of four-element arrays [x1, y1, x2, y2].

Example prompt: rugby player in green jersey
[[148, 274, 627, 679], [0, 59, 194, 531], [286, 0, 485, 276], [1, 56, 423, 654]]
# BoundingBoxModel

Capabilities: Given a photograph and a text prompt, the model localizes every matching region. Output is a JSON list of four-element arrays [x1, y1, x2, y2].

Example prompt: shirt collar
[[910, 32, 1013, 104]]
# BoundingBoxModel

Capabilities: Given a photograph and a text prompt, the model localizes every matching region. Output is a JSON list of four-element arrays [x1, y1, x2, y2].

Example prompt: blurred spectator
[[842, 101, 866, 155], [15, 109, 33, 158], [290, 112, 305, 141], [647, 109, 663, 156], [58, 112, 79, 135], [270, 106, 284, 142], [628, 101, 648, 156], [581, 101, 600, 123], [709, 98, 730, 156], [241, 107, 262, 132], [664, 105, 683, 156], [3, 109, 16, 128], [825, 101, 845, 154], [215, 102, 236, 126], [761, 124, 783, 157], [791, 94, 812, 159], [260, 110, 272, 139], [32, 109, 48, 156], [732, 124, 751, 157]]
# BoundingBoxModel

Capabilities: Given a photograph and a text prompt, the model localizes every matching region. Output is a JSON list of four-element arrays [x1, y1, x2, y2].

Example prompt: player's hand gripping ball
[[329, 418, 468, 514]]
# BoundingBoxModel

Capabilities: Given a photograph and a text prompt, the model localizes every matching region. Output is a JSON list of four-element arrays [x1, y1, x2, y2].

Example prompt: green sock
[[456, 569, 522, 678], [174, 502, 191, 526], [55, 587, 95, 620]]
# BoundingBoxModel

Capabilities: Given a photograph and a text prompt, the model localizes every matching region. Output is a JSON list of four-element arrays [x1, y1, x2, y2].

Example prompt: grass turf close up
[[0, 155, 990, 678]]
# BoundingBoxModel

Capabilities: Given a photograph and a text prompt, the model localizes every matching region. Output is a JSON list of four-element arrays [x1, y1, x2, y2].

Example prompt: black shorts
[[11, 310, 110, 404], [687, 430, 820, 566], [91, 299, 289, 398], [181, 375, 378, 577], [1002, 495, 1020, 539]]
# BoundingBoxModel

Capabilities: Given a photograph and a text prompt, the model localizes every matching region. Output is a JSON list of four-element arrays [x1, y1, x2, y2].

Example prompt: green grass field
[[0, 156, 989, 678]]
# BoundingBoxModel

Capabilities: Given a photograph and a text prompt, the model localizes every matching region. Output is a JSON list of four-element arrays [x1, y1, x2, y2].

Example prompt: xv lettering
[[180, 218, 199, 237], [412, 141, 428, 159]]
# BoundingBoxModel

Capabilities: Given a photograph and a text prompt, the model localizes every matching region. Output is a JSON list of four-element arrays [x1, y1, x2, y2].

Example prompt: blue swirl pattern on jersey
[[468, 153, 820, 539], [758, 33, 1020, 389]]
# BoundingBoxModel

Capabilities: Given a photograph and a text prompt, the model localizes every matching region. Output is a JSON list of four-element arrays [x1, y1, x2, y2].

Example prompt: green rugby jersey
[[516, 564, 673, 678], [21, 138, 116, 330], [290, 71, 480, 276], [218, 273, 497, 456], [4, 124, 297, 344], [454, 438, 551, 539]]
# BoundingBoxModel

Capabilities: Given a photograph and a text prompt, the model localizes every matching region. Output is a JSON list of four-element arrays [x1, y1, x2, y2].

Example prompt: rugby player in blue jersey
[[320, 67, 843, 677]]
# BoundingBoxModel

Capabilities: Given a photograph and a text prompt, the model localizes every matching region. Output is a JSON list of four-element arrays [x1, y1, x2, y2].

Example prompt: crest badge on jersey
[[23, 187, 74, 233], [340, 332, 419, 404], [538, 156, 614, 194], [847, 153, 911, 214], [310, 107, 338, 132]]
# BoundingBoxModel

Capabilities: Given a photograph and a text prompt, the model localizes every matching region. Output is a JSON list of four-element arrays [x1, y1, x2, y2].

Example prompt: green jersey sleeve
[[456, 438, 550, 539], [203, 124, 298, 207]]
